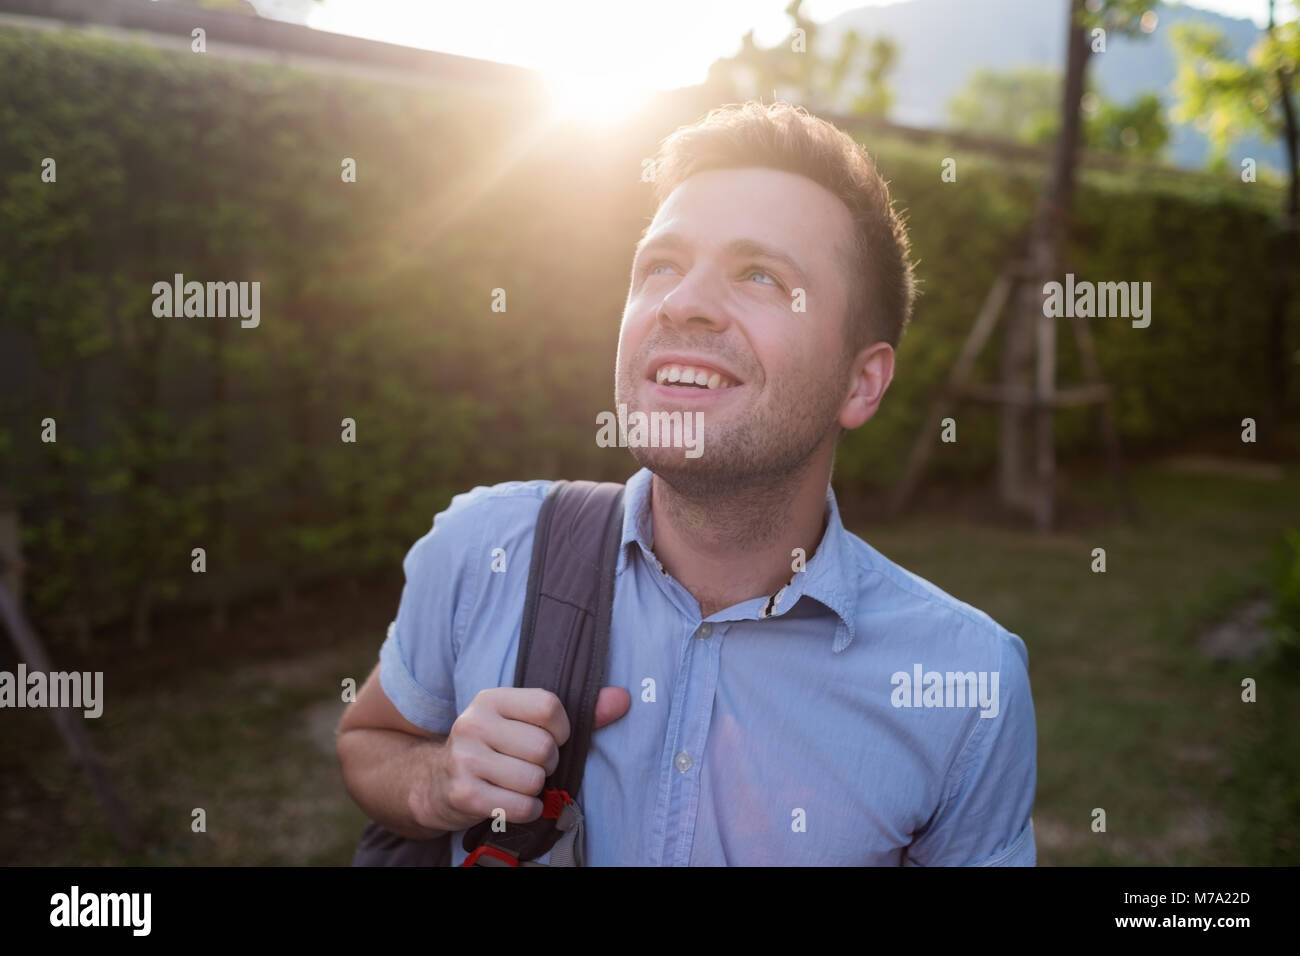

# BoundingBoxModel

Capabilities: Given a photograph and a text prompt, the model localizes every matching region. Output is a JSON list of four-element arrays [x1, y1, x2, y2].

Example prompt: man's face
[[614, 166, 860, 493]]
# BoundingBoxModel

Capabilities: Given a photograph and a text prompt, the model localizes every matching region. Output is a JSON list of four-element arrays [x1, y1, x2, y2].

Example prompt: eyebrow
[[633, 232, 811, 287]]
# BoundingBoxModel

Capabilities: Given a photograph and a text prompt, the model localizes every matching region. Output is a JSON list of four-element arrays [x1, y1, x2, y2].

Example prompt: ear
[[838, 342, 895, 432]]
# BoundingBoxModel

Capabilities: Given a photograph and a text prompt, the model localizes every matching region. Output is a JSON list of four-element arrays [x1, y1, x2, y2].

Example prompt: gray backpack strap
[[352, 478, 625, 866], [461, 479, 625, 866]]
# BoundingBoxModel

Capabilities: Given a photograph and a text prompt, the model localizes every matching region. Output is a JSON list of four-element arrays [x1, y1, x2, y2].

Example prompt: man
[[336, 101, 1037, 866]]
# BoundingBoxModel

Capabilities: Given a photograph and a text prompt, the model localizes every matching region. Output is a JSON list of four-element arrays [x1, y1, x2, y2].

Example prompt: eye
[[645, 260, 678, 277], [743, 267, 780, 287]]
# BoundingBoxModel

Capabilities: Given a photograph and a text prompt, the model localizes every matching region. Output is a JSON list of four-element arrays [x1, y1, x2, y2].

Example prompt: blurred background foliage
[[0, 25, 1294, 642]]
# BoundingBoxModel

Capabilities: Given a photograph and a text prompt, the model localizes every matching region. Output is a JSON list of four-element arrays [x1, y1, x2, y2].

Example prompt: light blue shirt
[[379, 467, 1037, 866]]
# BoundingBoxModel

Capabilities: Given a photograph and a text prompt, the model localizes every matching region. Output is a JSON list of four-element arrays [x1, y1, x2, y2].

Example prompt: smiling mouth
[[651, 362, 740, 390]]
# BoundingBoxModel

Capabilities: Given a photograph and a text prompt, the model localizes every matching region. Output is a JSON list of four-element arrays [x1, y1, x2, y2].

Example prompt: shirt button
[[696, 623, 712, 639], [674, 751, 693, 773]]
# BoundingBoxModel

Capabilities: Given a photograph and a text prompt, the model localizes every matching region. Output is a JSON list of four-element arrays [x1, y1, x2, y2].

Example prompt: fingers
[[440, 688, 568, 830], [489, 687, 571, 747], [594, 685, 631, 729], [483, 719, 561, 778], [442, 685, 629, 834], [443, 764, 544, 825], [477, 748, 550, 800], [458, 688, 628, 825]]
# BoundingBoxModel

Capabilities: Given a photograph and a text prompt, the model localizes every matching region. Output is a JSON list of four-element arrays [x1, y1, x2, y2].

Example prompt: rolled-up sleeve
[[903, 629, 1038, 866], [377, 488, 488, 736]]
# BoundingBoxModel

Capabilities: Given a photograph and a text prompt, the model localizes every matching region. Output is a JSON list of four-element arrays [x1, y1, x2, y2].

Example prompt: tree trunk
[[1265, 0, 1298, 441], [209, 309, 230, 634], [999, 0, 1090, 527]]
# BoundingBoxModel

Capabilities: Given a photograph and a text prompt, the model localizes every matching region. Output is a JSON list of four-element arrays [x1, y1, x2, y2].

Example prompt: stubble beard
[[613, 352, 849, 503]]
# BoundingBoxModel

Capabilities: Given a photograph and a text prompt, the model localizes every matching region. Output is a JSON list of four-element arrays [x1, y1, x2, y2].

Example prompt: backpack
[[350, 479, 626, 867]]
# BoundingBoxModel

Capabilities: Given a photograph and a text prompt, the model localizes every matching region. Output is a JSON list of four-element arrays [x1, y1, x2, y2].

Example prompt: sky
[[284, 0, 1280, 113]]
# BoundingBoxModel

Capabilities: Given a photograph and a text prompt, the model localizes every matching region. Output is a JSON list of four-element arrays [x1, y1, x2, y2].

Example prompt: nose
[[656, 263, 732, 334]]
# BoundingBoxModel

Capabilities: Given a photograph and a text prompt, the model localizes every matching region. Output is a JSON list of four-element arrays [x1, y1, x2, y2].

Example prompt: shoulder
[[394, 479, 557, 658], [442, 477, 556, 522], [403, 479, 555, 572], [842, 531, 1028, 674]]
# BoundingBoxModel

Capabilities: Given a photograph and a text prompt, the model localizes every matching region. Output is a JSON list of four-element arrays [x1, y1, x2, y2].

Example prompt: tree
[[947, 67, 1064, 144], [999, 0, 1155, 529], [948, 68, 1168, 159], [1170, 6, 1298, 171], [849, 35, 898, 118], [155, 0, 261, 13], [1171, 0, 1298, 431], [705, 0, 897, 118], [1084, 91, 1170, 159]]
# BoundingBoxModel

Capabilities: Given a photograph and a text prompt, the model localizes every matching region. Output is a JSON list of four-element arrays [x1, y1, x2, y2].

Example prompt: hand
[[414, 685, 630, 833]]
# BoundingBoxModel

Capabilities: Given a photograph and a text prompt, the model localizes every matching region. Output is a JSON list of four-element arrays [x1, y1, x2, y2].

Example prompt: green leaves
[[1171, 11, 1299, 167], [2, 24, 1293, 633]]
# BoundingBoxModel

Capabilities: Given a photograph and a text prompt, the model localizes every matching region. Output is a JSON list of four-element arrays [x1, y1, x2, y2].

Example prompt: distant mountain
[[817, 0, 1279, 171]]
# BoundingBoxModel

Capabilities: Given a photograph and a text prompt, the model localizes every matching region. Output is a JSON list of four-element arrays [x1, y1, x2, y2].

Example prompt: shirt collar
[[616, 467, 659, 580], [617, 468, 860, 653]]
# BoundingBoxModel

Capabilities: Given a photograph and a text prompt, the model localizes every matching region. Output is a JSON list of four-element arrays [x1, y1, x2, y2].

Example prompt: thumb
[[593, 685, 631, 730]]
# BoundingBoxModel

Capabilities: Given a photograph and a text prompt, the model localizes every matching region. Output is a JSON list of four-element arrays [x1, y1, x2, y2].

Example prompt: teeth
[[654, 362, 737, 389]]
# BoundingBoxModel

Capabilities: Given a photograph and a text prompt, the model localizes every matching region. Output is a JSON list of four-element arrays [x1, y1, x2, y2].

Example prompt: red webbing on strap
[[461, 844, 518, 867], [540, 789, 573, 820]]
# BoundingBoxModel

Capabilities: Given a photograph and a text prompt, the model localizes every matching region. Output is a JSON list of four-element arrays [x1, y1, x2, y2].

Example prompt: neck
[[649, 451, 833, 618]]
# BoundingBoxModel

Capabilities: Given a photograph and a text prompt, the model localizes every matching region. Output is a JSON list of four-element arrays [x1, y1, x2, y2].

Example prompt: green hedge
[[0, 27, 1293, 634]]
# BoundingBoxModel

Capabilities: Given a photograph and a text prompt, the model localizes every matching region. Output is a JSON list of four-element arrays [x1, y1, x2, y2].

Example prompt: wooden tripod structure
[[887, 253, 1138, 530], [889, 0, 1152, 532], [0, 514, 142, 854]]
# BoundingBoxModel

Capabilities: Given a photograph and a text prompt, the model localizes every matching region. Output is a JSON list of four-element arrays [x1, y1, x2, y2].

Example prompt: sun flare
[[543, 71, 654, 125]]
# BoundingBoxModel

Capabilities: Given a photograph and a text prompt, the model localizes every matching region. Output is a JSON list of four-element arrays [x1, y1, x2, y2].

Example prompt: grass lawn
[[859, 462, 1300, 865], [2, 461, 1296, 865]]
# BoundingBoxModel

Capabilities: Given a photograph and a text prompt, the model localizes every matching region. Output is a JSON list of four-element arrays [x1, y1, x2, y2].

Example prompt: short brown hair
[[651, 101, 916, 351]]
